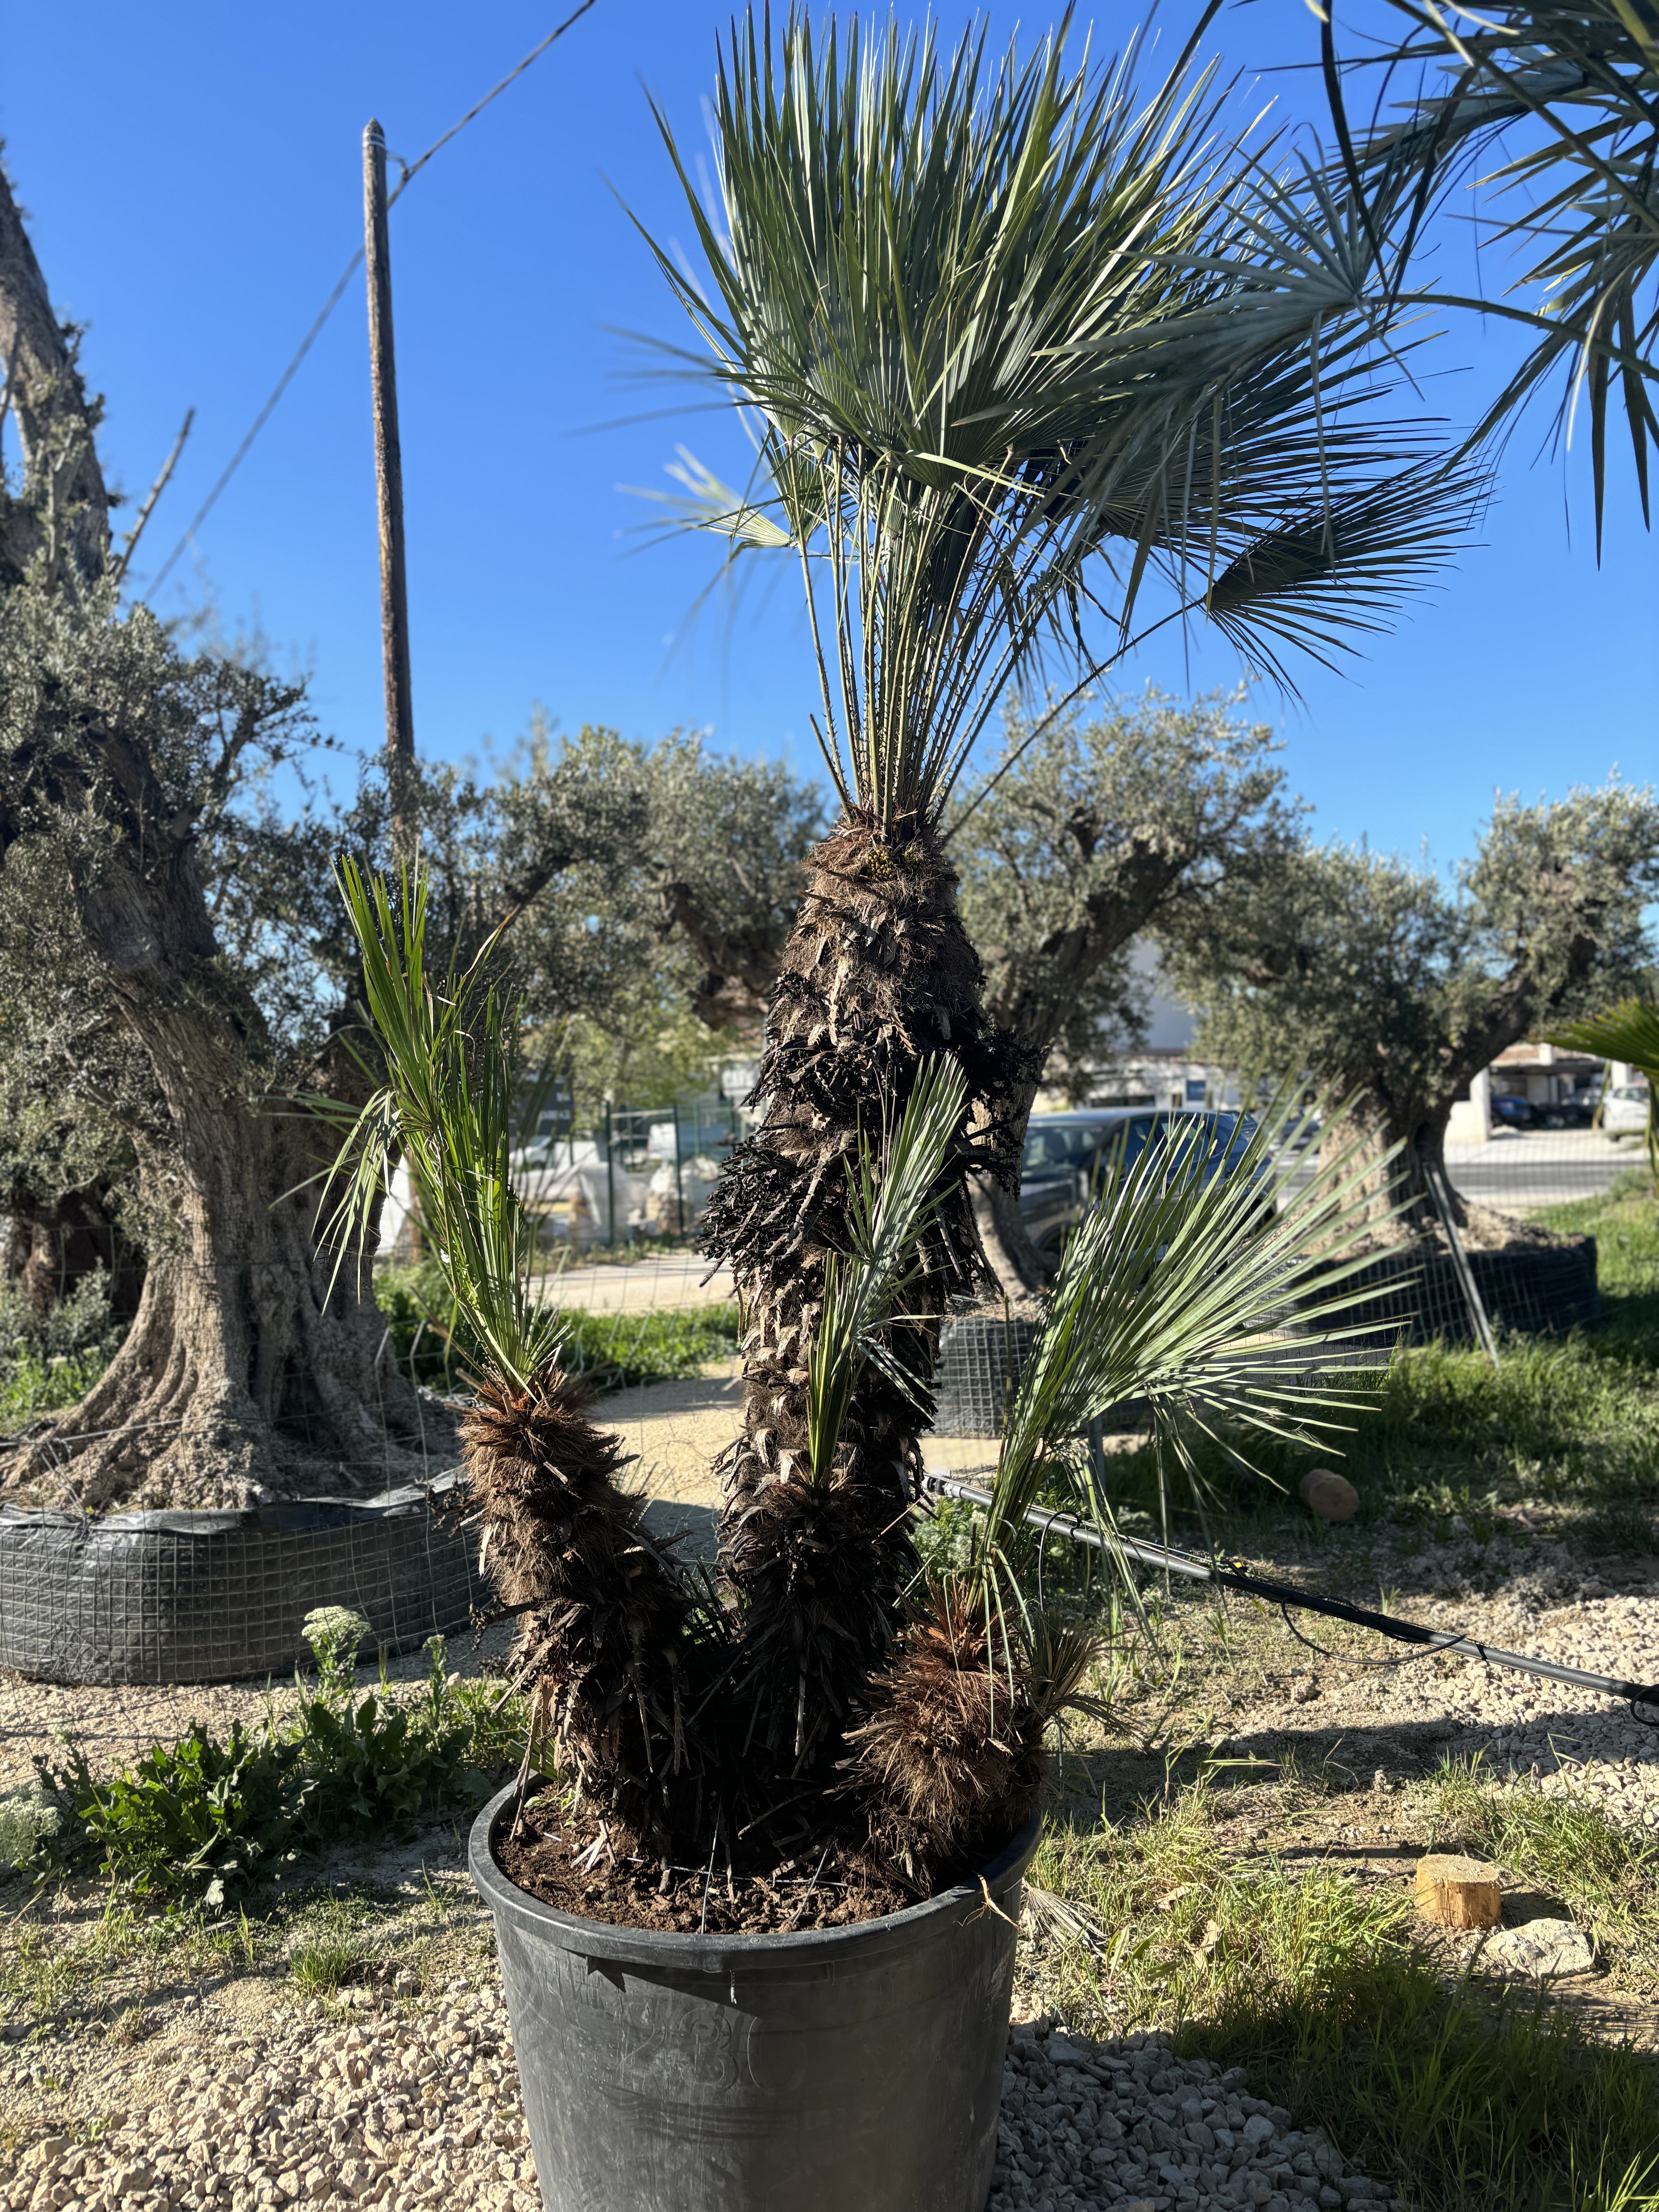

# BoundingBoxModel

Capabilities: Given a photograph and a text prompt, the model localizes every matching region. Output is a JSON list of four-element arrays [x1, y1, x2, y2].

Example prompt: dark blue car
[[1018, 1107, 1266, 1268]]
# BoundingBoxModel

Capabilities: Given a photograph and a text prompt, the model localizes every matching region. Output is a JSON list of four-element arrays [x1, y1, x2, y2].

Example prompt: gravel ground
[[991, 2021, 1400, 2212], [1196, 1531, 1659, 1828], [2, 1975, 537, 2212], [2, 1951, 1402, 2212]]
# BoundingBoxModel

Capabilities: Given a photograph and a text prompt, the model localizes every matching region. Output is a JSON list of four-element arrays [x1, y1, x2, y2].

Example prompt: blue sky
[[4, 0, 1653, 869]]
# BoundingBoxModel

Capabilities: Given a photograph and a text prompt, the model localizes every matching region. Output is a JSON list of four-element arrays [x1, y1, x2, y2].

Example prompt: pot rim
[[469, 1780, 1041, 1972]]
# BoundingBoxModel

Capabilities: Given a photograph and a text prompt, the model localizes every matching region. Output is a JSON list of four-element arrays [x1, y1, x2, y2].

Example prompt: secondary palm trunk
[[699, 813, 1028, 1831]]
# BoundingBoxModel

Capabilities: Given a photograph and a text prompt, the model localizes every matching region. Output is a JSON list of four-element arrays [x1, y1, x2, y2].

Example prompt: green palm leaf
[[1342, 0, 1659, 538], [320, 863, 563, 1391], [807, 1055, 969, 1479], [979, 1083, 1398, 1561], [636, 9, 1476, 831]]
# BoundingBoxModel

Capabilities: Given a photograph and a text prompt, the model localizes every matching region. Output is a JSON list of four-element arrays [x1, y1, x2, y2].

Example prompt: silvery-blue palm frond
[[634, 8, 1481, 829]]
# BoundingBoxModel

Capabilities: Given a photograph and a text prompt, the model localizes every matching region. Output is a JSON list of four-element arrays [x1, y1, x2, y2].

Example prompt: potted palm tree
[[331, 12, 1473, 2208]]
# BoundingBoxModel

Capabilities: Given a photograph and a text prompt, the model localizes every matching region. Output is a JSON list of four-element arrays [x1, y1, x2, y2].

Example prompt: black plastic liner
[[0, 1473, 487, 1686]]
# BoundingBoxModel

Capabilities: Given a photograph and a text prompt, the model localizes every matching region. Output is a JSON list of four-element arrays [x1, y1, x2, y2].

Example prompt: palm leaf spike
[[806, 1055, 970, 1481], [1548, 998, 1659, 1182], [637, 7, 1481, 837], [327, 859, 562, 1389], [977, 1079, 1403, 1570]]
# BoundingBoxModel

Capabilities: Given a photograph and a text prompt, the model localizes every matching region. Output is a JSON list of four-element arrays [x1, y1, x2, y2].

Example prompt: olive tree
[[0, 158, 641, 1506], [1159, 779, 1659, 1228], [953, 687, 1301, 1286]]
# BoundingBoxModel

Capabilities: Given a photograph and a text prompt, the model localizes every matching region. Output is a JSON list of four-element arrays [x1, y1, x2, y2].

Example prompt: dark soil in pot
[[497, 1789, 927, 1934]]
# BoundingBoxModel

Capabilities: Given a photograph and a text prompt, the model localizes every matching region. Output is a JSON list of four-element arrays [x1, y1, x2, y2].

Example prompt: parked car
[[1602, 1083, 1652, 1140], [1489, 1093, 1535, 1130], [1019, 1107, 1266, 1267], [1533, 1095, 1595, 1129]]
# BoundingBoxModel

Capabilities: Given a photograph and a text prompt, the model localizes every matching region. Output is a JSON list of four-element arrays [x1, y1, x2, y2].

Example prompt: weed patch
[[21, 1629, 526, 1904]]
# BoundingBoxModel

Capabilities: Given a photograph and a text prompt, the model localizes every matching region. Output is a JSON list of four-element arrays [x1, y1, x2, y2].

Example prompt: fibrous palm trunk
[[699, 813, 1031, 1827]]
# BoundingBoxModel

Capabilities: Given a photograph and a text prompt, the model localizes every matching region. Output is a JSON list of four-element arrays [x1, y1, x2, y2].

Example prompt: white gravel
[[991, 2022, 1401, 2212], [2, 1981, 538, 2212]]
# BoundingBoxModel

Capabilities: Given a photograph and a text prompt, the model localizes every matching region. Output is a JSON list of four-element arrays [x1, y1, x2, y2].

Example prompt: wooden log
[[1414, 1853, 1503, 1929]]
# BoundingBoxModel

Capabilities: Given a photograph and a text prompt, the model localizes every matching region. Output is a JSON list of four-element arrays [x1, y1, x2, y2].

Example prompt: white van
[[1603, 1082, 1651, 1139]]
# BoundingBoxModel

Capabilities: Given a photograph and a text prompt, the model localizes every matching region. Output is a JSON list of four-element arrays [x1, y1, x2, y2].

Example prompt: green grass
[[1428, 1759, 1659, 1984], [374, 1260, 739, 1394], [288, 1937, 369, 1995], [1070, 1190, 1659, 1559], [1031, 1783, 1659, 2212]]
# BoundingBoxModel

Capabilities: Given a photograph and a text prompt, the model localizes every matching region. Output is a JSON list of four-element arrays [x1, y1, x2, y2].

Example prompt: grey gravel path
[[991, 2021, 1401, 2212]]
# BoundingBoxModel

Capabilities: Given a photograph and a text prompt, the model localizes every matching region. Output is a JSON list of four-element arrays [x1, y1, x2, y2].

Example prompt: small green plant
[[0, 1271, 123, 1429], [301, 1607, 373, 1699], [289, 1939, 364, 1995], [29, 1638, 527, 1903]]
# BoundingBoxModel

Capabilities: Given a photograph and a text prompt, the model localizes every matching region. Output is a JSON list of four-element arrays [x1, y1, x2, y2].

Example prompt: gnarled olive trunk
[[2, 755, 431, 1513], [699, 815, 1027, 1825]]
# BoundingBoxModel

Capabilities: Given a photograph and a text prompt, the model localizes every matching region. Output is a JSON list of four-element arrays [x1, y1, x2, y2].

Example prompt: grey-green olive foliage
[[1158, 779, 1659, 1225], [957, 689, 1301, 1100]]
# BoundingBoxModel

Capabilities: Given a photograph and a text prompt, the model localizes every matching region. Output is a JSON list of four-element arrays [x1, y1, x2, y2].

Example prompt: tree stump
[[1414, 1853, 1503, 1928]]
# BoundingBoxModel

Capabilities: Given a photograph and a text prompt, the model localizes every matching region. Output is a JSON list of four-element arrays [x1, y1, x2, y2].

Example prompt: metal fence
[[515, 1098, 749, 1250]]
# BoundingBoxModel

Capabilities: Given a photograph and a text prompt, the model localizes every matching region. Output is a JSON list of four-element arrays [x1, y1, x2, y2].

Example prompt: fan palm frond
[[978, 1082, 1395, 1559], [807, 1054, 969, 1478], [1341, 0, 1659, 536], [322, 863, 562, 1390], [637, 8, 1475, 830]]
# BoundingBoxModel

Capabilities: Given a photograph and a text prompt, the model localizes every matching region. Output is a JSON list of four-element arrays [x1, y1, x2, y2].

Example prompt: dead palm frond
[[1337, 0, 1659, 539], [636, 8, 1480, 831]]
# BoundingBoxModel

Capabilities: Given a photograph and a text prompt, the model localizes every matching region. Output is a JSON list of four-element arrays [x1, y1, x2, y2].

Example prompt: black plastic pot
[[469, 1783, 1040, 2212]]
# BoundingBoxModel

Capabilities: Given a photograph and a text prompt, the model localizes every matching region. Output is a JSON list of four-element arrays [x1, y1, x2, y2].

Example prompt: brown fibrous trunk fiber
[[460, 1359, 716, 1849], [697, 812, 1036, 1796], [842, 1580, 1051, 1893]]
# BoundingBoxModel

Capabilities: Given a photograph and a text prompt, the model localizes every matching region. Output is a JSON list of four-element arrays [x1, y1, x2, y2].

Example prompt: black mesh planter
[[1338, 1238, 1599, 1353], [0, 1474, 486, 1686], [931, 1314, 1039, 1437], [931, 1314, 1148, 1438]]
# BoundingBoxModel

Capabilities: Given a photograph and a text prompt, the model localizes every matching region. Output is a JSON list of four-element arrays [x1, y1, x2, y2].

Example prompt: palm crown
[[641, 9, 1480, 829]]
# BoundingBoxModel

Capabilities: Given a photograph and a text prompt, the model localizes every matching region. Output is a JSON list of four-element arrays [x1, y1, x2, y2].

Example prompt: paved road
[[1444, 1129, 1638, 1212]]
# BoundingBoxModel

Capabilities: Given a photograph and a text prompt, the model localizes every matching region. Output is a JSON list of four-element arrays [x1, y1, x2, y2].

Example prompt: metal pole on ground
[[1422, 1146, 1500, 1367], [673, 1111, 686, 1237]]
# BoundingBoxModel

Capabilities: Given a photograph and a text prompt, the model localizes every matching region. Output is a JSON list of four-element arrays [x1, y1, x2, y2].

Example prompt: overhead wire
[[144, 0, 601, 596]]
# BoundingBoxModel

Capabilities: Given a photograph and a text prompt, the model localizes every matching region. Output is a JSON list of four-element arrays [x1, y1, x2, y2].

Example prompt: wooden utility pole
[[362, 118, 416, 871]]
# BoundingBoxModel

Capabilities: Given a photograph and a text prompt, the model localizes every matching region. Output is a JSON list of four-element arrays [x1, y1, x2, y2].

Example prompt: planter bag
[[0, 1472, 487, 1686], [1338, 1238, 1599, 1352]]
